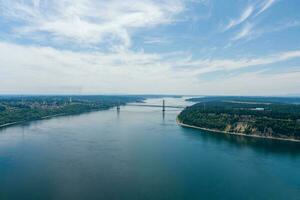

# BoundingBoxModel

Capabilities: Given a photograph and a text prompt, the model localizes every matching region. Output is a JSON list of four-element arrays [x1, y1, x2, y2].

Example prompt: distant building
[[252, 107, 264, 111]]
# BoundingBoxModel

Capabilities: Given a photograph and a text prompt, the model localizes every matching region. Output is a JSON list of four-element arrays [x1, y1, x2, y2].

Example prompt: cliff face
[[224, 122, 274, 136], [225, 122, 250, 133]]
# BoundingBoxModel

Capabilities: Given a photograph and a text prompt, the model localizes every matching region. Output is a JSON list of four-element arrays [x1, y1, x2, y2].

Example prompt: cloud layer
[[1, 42, 300, 95], [0, 0, 299, 95], [1, 0, 184, 49]]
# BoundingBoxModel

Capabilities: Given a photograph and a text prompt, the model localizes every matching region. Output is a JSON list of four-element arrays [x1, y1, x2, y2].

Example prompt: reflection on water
[[182, 126, 300, 157], [1, 97, 299, 157], [0, 97, 299, 200]]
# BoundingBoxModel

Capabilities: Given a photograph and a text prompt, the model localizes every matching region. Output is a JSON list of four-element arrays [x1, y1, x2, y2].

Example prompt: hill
[[178, 99, 300, 141]]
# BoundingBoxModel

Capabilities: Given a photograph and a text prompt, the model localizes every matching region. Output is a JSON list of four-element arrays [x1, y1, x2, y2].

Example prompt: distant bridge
[[124, 100, 186, 111], [127, 104, 185, 109]]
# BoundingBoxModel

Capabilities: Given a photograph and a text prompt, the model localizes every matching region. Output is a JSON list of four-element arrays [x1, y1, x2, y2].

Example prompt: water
[[0, 97, 300, 200]]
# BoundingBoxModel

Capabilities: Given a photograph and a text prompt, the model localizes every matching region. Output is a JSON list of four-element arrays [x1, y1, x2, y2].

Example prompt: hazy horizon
[[0, 93, 300, 98]]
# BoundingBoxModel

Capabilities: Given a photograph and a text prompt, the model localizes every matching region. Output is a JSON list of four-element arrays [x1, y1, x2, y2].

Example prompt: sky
[[0, 0, 300, 95]]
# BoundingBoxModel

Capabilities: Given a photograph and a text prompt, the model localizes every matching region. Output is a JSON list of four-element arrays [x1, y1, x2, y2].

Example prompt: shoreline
[[0, 113, 68, 129], [176, 118, 300, 143], [0, 121, 24, 128], [0, 108, 112, 129]]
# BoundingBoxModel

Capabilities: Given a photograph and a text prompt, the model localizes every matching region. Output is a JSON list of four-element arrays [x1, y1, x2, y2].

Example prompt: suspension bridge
[[117, 100, 186, 111]]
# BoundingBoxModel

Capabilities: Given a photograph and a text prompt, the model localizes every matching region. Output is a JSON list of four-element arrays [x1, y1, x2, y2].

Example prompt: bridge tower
[[162, 99, 165, 112], [117, 101, 120, 111]]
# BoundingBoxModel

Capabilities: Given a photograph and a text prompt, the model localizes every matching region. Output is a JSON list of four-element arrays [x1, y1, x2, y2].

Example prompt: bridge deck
[[127, 104, 186, 109]]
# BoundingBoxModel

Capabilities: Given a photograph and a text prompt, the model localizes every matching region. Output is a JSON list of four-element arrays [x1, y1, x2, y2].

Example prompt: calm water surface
[[0, 98, 300, 200]]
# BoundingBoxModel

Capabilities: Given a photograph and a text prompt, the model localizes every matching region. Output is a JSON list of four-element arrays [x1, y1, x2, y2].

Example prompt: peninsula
[[178, 97, 300, 142]]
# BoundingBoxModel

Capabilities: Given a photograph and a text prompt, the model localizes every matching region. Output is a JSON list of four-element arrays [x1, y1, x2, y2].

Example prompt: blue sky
[[0, 0, 299, 95]]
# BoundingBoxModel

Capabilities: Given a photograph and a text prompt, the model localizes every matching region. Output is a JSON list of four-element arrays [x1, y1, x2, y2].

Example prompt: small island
[[178, 97, 300, 142]]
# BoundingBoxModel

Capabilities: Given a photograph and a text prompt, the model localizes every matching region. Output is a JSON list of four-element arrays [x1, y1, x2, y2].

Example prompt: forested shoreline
[[0, 95, 144, 127], [178, 97, 300, 140]]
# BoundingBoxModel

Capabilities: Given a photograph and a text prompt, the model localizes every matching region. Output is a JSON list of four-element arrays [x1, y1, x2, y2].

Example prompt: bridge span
[[127, 104, 186, 109], [124, 99, 187, 111]]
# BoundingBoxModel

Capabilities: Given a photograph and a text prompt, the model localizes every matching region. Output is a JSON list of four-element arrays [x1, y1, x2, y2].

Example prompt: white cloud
[[143, 36, 170, 44], [232, 23, 254, 40], [1, 41, 300, 95], [172, 50, 300, 75], [0, 41, 199, 94], [0, 0, 185, 49], [256, 0, 276, 15], [196, 70, 300, 96], [0, 0, 299, 95], [231, 19, 300, 42], [224, 0, 277, 41], [224, 6, 253, 30]]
